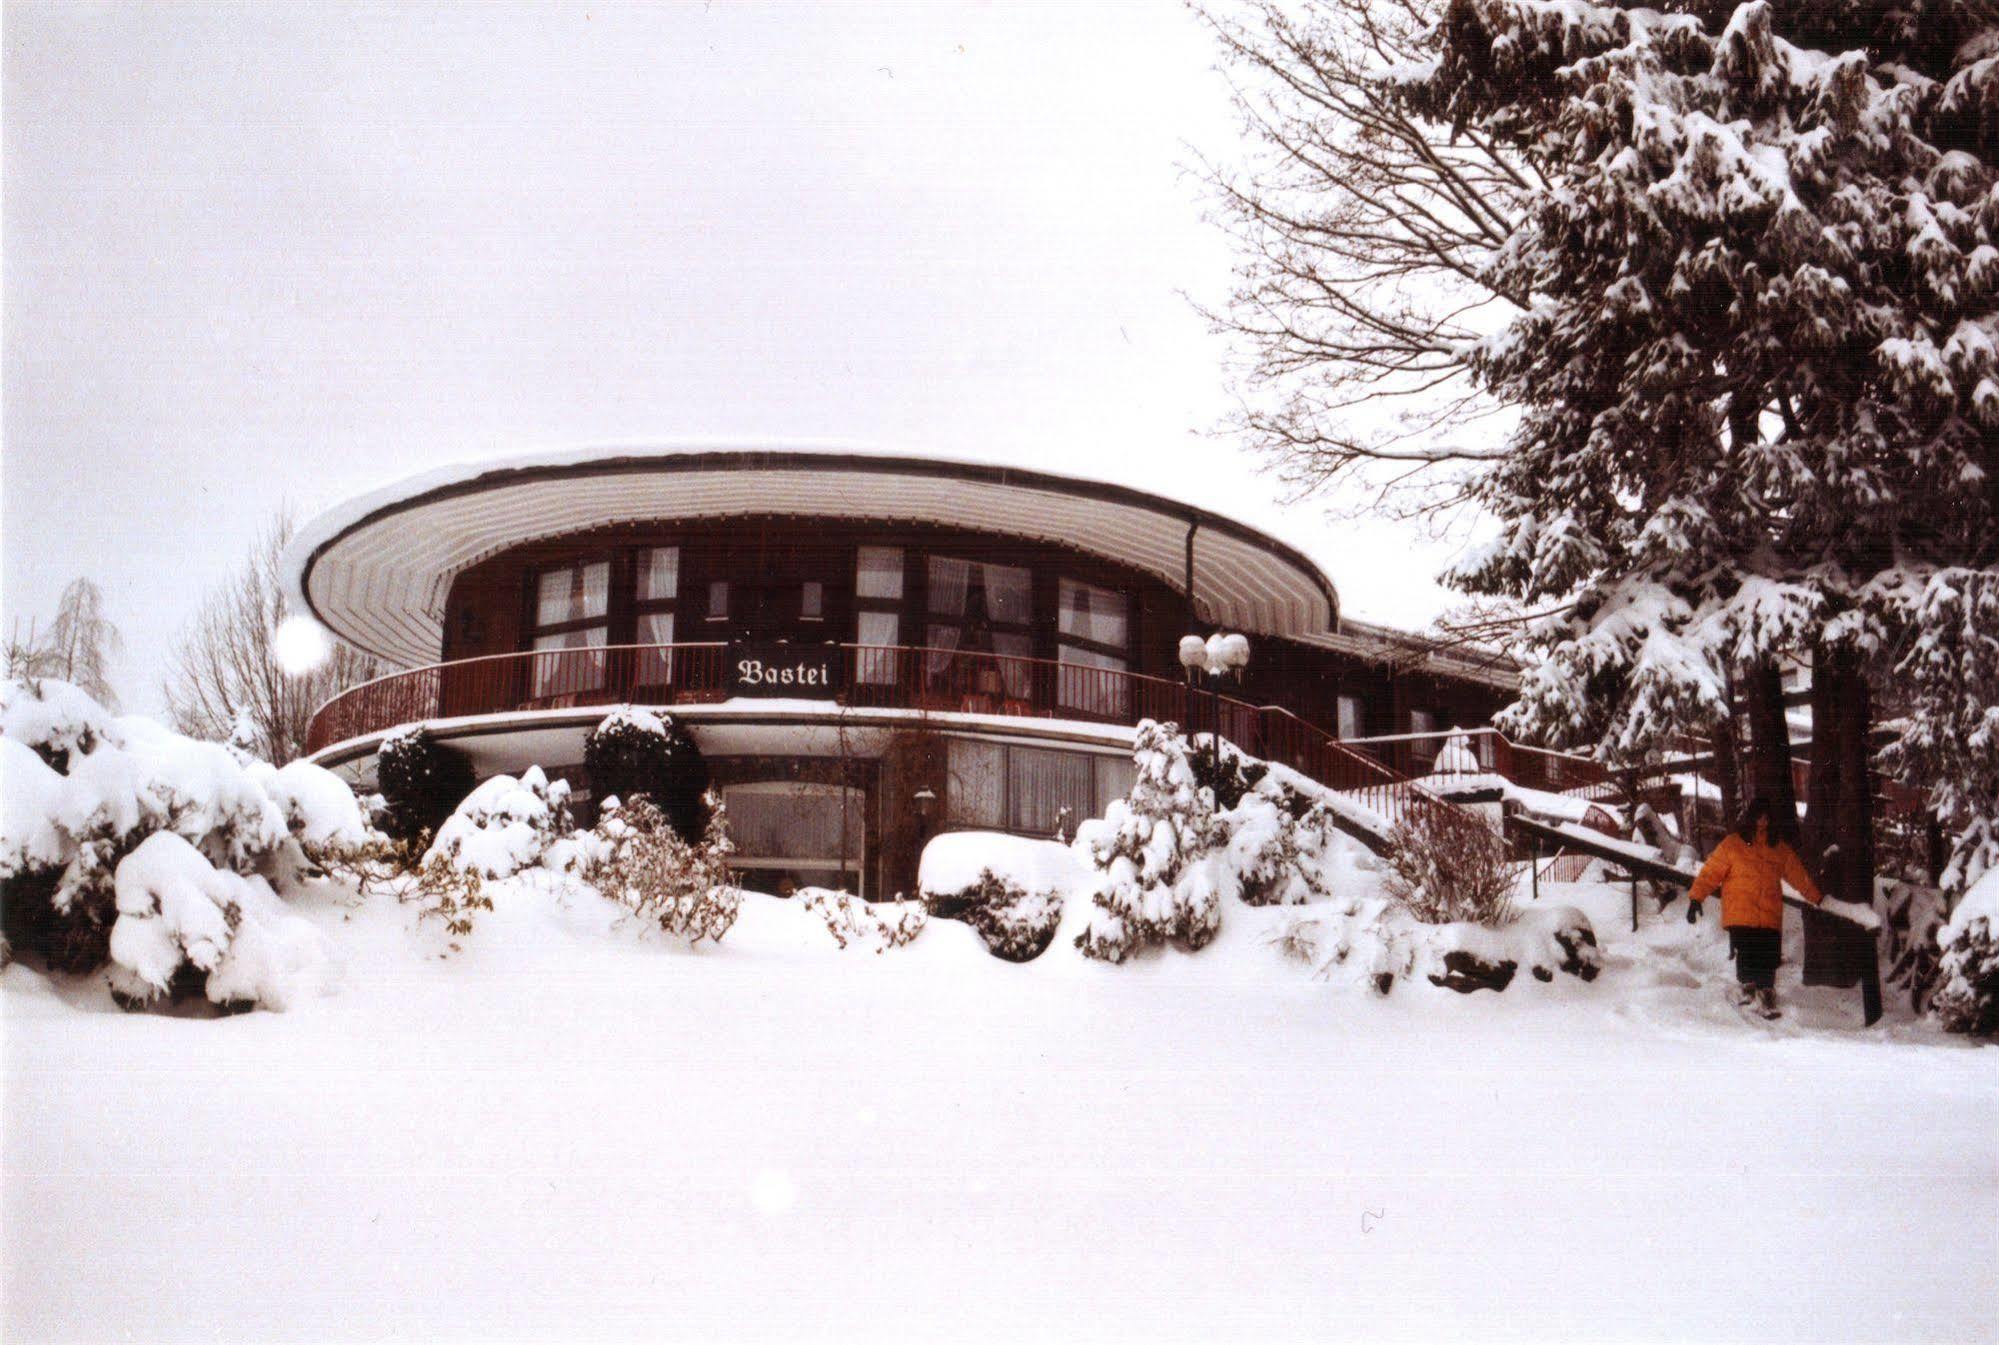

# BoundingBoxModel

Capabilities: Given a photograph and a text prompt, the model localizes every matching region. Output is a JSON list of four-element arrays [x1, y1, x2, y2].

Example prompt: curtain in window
[[928, 556, 971, 617], [1058, 579, 1128, 647], [946, 739, 1005, 829], [856, 611, 900, 685], [1057, 645, 1129, 718], [1009, 747, 1094, 836], [637, 548, 679, 602], [536, 563, 609, 628], [857, 546, 904, 600], [531, 627, 607, 698], [983, 564, 1031, 626], [635, 611, 675, 685]]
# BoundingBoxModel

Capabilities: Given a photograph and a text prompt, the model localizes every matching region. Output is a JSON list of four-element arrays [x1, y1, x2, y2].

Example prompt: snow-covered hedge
[[375, 725, 475, 844], [583, 706, 708, 839], [1931, 871, 1999, 1037], [0, 677, 362, 1011], [1074, 723, 1347, 962], [919, 831, 1082, 962]]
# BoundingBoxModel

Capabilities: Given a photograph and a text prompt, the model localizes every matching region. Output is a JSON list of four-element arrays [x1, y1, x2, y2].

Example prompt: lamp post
[[1178, 632, 1251, 777]]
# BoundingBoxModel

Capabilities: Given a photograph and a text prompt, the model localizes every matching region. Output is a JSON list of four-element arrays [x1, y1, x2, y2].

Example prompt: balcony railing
[[302, 641, 1451, 825]]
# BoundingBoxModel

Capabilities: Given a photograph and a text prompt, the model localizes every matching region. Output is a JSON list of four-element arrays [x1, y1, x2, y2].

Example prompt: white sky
[[3, 1, 1473, 713]]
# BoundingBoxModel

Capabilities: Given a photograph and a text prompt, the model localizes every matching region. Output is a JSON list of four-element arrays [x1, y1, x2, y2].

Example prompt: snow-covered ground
[[5, 876, 1994, 1344]]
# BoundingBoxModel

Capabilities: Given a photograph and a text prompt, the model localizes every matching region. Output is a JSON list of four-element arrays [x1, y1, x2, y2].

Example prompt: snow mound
[[918, 831, 1088, 898]]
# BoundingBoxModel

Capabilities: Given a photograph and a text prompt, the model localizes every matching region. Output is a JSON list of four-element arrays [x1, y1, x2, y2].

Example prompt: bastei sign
[[725, 642, 847, 698]]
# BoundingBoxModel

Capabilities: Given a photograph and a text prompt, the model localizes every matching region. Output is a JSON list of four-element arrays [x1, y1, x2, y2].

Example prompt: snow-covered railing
[[1340, 726, 1621, 800]]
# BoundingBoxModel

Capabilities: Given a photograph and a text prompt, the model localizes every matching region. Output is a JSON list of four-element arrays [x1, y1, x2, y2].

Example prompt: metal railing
[[302, 642, 1453, 826]]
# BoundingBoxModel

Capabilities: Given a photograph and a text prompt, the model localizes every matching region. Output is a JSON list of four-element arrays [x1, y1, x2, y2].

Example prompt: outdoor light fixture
[[912, 787, 938, 823]]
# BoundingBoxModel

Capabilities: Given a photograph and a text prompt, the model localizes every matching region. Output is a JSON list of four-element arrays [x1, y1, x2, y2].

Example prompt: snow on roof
[[284, 441, 1346, 667]]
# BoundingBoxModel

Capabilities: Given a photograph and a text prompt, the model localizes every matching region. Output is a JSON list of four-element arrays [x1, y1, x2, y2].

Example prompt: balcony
[[304, 641, 1451, 802]]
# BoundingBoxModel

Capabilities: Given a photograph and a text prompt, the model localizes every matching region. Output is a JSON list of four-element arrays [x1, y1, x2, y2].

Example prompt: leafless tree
[[9, 578, 124, 705], [163, 510, 378, 764], [1194, 0, 1540, 515]]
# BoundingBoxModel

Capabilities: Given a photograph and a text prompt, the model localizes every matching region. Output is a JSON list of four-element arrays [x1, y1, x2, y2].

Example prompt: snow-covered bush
[[0, 676, 358, 1010], [577, 794, 740, 943], [919, 830, 1080, 962], [804, 888, 928, 953], [425, 766, 572, 880], [583, 706, 708, 839], [1882, 878, 1951, 1014], [1274, 898, 1598, 996], [1075, 723, 1353, 962], [107, 832, 335, 1011], [1931, 872, 1999, 1037], [1383, 802, 1517, 927], [961, 874, 1063, 962], [1075, 722, 1230, 962], [1430, 730, 1481, 775], [375, 725, 475, 844]]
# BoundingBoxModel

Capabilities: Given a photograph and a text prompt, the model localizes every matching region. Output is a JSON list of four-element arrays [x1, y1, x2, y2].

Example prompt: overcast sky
[[4, 0, 1472, 714]]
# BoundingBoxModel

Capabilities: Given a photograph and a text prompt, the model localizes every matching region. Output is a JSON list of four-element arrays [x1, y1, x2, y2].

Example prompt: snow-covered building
[[288, 445, 1516, 895]]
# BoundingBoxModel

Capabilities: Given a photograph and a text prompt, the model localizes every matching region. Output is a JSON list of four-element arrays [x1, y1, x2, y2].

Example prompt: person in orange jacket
[[1686, 797, 1825, 1016]]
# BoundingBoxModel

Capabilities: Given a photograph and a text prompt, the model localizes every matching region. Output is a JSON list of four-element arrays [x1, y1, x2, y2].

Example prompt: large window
[[854, 546, 904, 685], [633, 546, 679, 686], [528, 560, 610, 698], [945, 739, 1126, 839], [1057, 578, 1130, 718], [925, 557, 1032, 700], [1337, 694, 1364, 740]]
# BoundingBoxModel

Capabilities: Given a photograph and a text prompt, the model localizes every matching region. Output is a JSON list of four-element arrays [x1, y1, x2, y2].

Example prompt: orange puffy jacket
[[1688, 833, 1824, 930]]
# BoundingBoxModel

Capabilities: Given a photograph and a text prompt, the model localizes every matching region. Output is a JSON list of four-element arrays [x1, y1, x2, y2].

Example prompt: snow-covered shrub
[[918, 830, 1081, 962], [1075, 721, 1229, 962], [375, 725, 475, 844], [1277, 897, 1598, 996], [1931, 872, 1999, 1037], [106, 832, 335, 1011], [583, 706, 708, 839], [1188, 731, 1268, 810], [425, 766, 572, 880], [578, 794, 740, 943], [1882, 878, 1951, 1014], [1429, 730, 1481, 775], [1074, 723, 1350, 962], [805, 888, 928, 953], [1229, 784, 1341, 907], [1383, 801, 1517, 927], [0, 676, 357, 1010], [960, 873, 1063, 962]]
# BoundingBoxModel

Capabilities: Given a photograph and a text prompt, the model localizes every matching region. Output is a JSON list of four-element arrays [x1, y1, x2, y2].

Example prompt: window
[[856, 546, 904, 600], [1008, 746, 1093, 836], [528, 560, 610, 698], [707, 581, 730, 622], [854, 547, 904, 685], [925, 556, 1032, 698], [1410, 708, 1438, 737], [945, 739, 1126, 839], [633, 546, 679, 686], [1056, 578, 1130, 717], [1337, 694, 1364, 740], [800, 581, 824, 622]]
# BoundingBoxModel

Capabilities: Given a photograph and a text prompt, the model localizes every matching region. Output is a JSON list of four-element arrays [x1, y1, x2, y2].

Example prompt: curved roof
[[285, 443, 1342, 667]]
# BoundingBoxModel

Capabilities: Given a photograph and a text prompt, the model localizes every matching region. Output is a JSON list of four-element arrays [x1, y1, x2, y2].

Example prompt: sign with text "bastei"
[[725, 642, 848, 699]]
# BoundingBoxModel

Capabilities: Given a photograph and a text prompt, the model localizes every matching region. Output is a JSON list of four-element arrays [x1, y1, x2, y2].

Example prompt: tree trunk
[[1744, 658, 1799, 835], [1801, 645, 1877, 986]]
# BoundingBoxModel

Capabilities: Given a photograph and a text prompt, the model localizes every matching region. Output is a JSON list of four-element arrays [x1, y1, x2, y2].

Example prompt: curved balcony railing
[[301, 641, 1447, 821]]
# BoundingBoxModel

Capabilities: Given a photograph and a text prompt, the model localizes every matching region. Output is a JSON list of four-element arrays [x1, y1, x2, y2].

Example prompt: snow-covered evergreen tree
[[1396, 0, 1997, 887]]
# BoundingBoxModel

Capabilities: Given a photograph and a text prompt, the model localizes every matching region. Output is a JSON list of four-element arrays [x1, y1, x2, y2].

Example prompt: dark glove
[[1685, 897, 1703, 924]]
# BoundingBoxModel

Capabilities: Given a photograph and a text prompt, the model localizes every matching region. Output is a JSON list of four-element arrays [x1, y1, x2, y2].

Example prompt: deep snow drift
[[5, 865, 1994, 1344]]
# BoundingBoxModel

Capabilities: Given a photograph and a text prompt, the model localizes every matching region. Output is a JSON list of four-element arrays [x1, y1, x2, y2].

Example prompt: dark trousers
[[1729, 928, 1782, 989]]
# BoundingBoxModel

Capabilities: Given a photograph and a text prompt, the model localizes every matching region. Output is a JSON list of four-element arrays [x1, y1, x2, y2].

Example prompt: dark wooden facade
[[438, 515, 1512, 745]]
